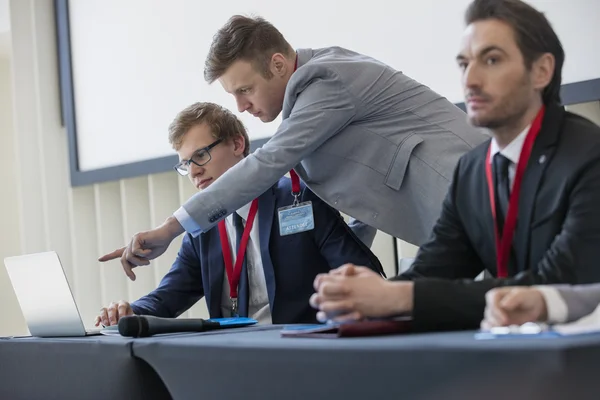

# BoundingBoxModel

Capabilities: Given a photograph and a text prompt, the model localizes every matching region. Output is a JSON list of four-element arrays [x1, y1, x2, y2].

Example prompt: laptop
[[4, 251, 114, 337]]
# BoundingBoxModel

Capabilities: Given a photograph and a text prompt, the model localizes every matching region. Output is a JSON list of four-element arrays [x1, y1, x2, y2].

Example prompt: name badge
[[278, 201, 315, 236]]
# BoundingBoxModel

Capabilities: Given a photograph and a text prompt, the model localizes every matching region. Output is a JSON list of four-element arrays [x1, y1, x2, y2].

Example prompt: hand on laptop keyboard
[[95, 300, 134, 327]]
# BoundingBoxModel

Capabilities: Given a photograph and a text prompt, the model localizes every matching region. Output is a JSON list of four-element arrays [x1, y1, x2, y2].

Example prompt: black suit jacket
[[131, 177, 384, 324], [393, 104, 600, 331]]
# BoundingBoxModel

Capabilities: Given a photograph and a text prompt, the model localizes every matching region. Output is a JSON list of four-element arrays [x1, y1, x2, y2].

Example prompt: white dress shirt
[[219, 202, 272, 324], [174, 205, 202, 236], [535, 286, 569, 323], [488, 124, 531, 191]]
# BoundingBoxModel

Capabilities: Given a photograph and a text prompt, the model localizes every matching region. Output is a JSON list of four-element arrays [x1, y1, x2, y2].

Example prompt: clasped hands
[[309, 264, 413, 322], [311, 264, 550, 329]]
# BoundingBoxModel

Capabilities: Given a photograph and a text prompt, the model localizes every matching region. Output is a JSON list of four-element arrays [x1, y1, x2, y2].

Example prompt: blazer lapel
[[206, 227, 226, 318], [513, 104, 563, 274], [477, 146, 499, 271], [258, 186, 277, 312], [465, 143, 504, 276]]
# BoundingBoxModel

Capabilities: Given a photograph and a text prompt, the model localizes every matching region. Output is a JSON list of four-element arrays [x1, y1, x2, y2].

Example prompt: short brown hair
[[168, 102, 250, 156], [465, 0, 565, 105], [204, 15, 295, 83]]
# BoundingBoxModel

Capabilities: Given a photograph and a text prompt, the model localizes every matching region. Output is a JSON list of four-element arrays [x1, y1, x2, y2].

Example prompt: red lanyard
[[218, 171, 300, 300], [485, 105, 545, 278], [217, 198, 259, 299], [218, 51, 300, 301], [289, 169, 301, 194], [288, 54, 301, 197]]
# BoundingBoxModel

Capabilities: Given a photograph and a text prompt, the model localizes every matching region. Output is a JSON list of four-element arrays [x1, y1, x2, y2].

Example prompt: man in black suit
[[310, 0, 600, 331]]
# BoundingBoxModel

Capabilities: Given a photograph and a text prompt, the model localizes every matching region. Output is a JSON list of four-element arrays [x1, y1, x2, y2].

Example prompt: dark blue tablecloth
[[4, 326, 600, 400], [132, 327, 600, 400], [0, 334, 170, 400]]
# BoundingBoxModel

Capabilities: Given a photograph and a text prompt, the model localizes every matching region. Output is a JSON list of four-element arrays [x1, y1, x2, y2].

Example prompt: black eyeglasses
[[173, 138, 223, 176]]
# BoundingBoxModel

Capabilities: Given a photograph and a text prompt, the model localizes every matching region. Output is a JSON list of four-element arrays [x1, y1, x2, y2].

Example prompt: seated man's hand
[[481, 287, 548, 330], [309, 264, 411, 322], [98, 216, 184, 281], [95, 300, 134, 327]]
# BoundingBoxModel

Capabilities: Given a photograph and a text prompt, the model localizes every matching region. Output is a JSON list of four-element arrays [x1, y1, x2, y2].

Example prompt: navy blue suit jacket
[[131, 177, 384, 324]]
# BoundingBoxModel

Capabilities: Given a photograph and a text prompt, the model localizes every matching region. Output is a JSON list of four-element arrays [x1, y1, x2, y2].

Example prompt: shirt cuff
[[173, 206, 203, 237], [535, 286, 568, 324]]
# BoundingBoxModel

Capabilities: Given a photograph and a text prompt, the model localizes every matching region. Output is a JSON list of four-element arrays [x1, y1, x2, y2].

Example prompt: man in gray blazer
[[102, 15, 485, 277], [482, 284, 600, 329]]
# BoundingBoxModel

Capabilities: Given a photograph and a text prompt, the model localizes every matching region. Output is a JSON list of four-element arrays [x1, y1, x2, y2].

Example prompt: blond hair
[[168, 102, 250, 156]]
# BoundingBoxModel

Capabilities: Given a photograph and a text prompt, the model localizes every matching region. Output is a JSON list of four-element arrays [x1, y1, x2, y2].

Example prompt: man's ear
[[232, 134, 246, 156], [532, 52, 555, 93], [270, 53, 288, 78]]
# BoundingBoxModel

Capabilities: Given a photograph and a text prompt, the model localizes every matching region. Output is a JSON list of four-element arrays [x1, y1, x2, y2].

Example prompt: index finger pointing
[[98, 247, 126, 262]]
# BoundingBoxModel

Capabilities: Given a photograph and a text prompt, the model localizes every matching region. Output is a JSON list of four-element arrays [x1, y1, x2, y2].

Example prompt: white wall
[[0, 56, 28, 336], [0, 0, 10, 60], [1, 0, 599, 337], [566, 102, 600, 127], [67, 0, 600, 170], [0, 0, 9, 35]]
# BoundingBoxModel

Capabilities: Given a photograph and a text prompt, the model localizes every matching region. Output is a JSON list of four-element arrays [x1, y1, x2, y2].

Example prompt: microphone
[[118, 315, 221, 338]]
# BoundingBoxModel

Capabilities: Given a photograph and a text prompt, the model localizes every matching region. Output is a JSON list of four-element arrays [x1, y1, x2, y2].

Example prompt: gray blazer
[[554, 284, 600, 322], [182, 46, 487, 246]]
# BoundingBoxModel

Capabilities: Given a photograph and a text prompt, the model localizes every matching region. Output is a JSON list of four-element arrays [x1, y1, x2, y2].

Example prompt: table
[[132, 327, 600, 400], [0, 335, 171, 400], [4, 328, 600, 400]]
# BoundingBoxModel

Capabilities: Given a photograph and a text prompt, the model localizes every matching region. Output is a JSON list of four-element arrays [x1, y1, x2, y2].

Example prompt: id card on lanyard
[[276, 56, 315, 236], [278, 170, 315, 236], [486, 105, 545, 278], [219, 55, 306, 316], [217, 199, 258, 317]]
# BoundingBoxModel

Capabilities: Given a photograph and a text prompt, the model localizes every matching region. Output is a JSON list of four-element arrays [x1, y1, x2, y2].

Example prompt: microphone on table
[[118, 315, 221, 338]]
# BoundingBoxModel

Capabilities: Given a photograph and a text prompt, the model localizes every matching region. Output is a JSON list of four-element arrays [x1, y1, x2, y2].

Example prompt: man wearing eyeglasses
[[96, 102, 383, 326]]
